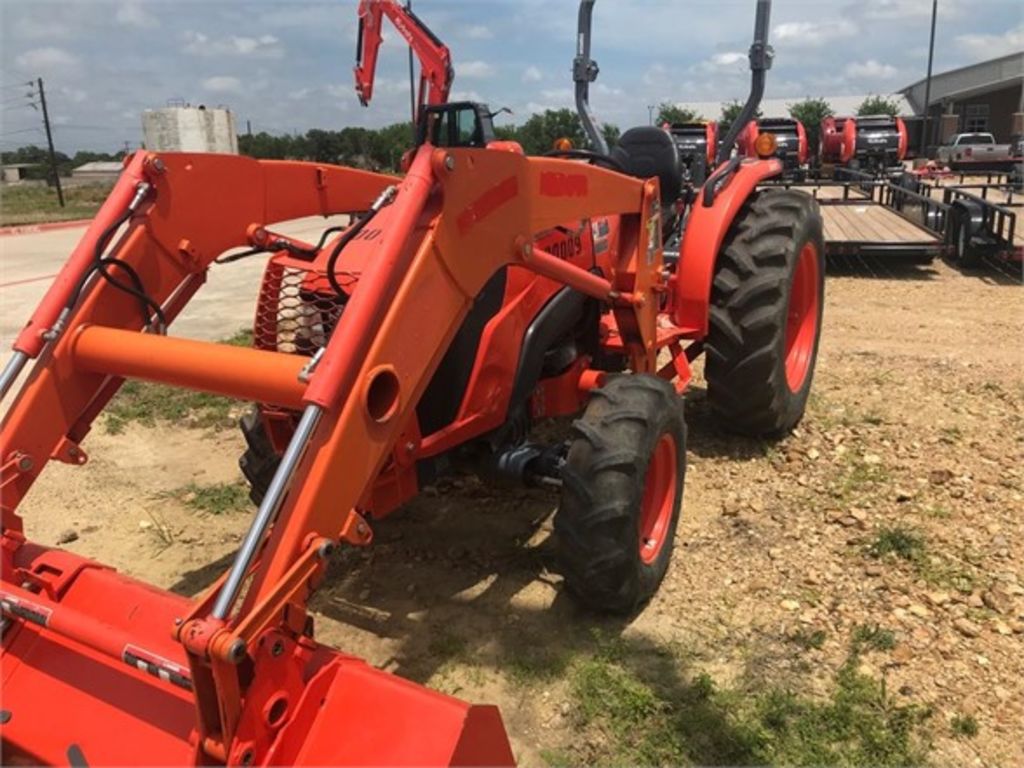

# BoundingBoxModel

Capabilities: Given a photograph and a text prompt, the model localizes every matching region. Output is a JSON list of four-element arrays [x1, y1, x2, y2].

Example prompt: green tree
[[719, 100, 761, 134], [788, 97, 834, 158], [601, 122, 621, 149], [856, 94, 901, 117], [656, 102, 701, 126], [516, 109, 585, 155]]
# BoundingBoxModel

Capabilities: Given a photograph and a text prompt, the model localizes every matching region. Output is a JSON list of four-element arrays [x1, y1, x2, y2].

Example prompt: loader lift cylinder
[[212, 403, 324, 620], [0, 351, 29, 402]]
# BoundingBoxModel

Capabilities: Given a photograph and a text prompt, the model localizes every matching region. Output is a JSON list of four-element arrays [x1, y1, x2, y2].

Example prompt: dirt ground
[[13, 256, 1024, 766]]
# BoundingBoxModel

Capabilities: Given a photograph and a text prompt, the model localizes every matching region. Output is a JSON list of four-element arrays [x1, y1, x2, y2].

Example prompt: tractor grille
[[254, 260, 346, 356]]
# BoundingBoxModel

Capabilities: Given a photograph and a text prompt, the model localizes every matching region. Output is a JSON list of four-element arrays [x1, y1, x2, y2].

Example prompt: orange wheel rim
[[638, 434, 678, 565], [784, 242, 820, 392]]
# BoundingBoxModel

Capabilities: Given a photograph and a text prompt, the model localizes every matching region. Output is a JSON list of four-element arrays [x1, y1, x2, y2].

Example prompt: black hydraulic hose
[[63, 202, 167, 332], [326, 207, 381, 297], [326, 185, 398, 298]]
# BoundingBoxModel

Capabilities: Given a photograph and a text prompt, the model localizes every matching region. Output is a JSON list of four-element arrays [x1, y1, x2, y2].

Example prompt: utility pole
[[37, 77, 64, 208], [407, 0, 417, 142], [648, 105, 656, 125], [920, 0, 938, 156]]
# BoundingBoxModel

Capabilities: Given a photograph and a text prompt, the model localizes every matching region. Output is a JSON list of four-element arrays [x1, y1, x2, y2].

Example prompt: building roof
[[0, 163, 38, 169], [72, 161, 124, 173], [899, 51, 1024, 114], [666, 94, 913, 122]]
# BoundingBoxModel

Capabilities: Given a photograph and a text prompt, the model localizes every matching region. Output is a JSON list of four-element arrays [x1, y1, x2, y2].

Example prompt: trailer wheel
[[705, 188, 825, 437], [555, 375, 686, 614], [239, 407, 280, 504], [948, 202, 982, 268]]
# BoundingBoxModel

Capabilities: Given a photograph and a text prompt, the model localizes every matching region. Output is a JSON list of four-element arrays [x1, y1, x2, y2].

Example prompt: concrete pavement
[[0, 214, 350, 349]]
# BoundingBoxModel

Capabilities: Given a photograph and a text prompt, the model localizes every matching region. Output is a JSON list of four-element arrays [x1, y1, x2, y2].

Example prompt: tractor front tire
[[555, 375, 686, 615], [705, 188, 825, 438], [239, 407, 279, 505]]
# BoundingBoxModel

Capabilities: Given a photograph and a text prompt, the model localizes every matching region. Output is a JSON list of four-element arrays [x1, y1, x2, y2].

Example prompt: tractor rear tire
[[239, 407, 279, 505], [555, 375, 686, 615], [705, 188, 825, 438]]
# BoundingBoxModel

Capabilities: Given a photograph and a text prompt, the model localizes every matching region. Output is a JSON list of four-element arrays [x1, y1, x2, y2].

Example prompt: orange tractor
[[0, 0, 823, 764]]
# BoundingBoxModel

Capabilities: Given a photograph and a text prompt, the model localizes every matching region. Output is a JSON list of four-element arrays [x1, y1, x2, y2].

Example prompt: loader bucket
[[0, 543, 514, 766]]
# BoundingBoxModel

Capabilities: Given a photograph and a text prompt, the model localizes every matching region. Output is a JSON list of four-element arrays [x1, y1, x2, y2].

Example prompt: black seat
[[611, 126, 683, 207]]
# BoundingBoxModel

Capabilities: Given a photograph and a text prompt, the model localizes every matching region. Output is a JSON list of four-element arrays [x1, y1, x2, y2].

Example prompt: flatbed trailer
[[766, 173, 948, 262], [916, 173, 1022, 265]]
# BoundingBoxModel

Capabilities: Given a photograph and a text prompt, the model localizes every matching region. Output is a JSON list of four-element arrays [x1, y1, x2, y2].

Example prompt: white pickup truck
[[937, 132, 1015, 170]]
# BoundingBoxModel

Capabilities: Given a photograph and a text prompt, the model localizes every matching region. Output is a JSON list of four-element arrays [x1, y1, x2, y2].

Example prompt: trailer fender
[[672, 158, 782, 335]]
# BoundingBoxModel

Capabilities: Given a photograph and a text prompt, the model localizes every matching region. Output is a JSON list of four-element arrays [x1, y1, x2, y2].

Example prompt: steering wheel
[[543, 148, 625, 173]]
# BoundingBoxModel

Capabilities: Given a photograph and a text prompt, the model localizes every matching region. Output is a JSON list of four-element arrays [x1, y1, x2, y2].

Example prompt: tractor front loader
[[0, 0, 824, 765]]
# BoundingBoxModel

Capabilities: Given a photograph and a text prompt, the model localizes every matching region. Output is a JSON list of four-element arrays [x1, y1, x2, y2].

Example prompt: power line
[[0, 127, 45, 138]]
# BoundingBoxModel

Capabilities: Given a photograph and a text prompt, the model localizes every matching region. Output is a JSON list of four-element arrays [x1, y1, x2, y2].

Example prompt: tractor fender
[[672, 158, 782, 336], [949, 199, 985, 239], [895, 117, 909, 162], [840, 118, 857, 164], [796, 120, 809, 165]]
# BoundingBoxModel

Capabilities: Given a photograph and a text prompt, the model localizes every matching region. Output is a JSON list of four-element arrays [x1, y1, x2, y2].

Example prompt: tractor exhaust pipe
[[717, 0, 774, 165], [574, 0, 608, 155]]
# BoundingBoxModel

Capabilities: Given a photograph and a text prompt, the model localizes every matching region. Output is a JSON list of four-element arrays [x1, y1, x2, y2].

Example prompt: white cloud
[[955, 26, 1024, 59], [14, 47, 79, 74], [58, 86, 88, 104], [116, 2, 158, 29], [850, 0, 957, 20], [459, 61, 495, 79], [522, 66, 544, 83], [14, 17, 74, 41], [845, 59, 898, 80], [773, 20, 858, 48], [460, 24, 493, 40], [201, 76, 242, 94], [183, 31, 284, 59]]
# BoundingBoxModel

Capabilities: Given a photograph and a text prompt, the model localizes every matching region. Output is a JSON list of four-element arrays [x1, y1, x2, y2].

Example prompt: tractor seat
[[612, 126, 683, 207]]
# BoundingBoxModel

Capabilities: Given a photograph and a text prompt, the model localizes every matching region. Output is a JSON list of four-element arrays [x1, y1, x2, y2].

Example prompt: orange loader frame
[[0, 141, 679, 765]]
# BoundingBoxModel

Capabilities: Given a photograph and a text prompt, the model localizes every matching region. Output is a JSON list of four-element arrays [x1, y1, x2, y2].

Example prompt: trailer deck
[[768, 177, 946, 261]]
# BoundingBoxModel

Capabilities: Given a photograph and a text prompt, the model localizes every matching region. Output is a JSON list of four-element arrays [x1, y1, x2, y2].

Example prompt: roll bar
[[716, 0, 774, 164], [572, 0, 774, 164], [573, 0, 608, 155]]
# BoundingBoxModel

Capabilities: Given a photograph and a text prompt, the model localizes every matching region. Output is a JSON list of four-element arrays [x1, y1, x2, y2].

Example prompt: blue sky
[[1, 1, 1021, 152]]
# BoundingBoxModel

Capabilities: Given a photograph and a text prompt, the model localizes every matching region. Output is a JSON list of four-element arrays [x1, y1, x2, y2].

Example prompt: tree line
[[2, 95, 901, 178]]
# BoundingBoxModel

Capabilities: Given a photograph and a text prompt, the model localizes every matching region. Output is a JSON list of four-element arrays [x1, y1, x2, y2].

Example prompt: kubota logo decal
[[540, 172, 588, 198], [457, 176, 519, 235]]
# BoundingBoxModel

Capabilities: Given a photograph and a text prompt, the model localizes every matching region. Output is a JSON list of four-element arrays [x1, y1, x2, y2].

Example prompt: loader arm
[[0, 144, 663, 766], [354, 0, 454, 119]]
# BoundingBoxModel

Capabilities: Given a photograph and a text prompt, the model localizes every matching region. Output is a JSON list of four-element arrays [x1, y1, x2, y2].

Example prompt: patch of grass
[[836, 458, 890, 499], [789, 629, 827, 651], [852, 624, 897, 653], [176, 482, 250, 514], [427, 630, 467, 661], [556, 634, 929, 766], [507, 645, 572, 686], [750, 660, 930, 766], [104, 330, 252, 433], [950, 713, 978, 739], [867, 526, 925, 562], [222, 328, 254, 347], [0, 183, 111, 226]]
